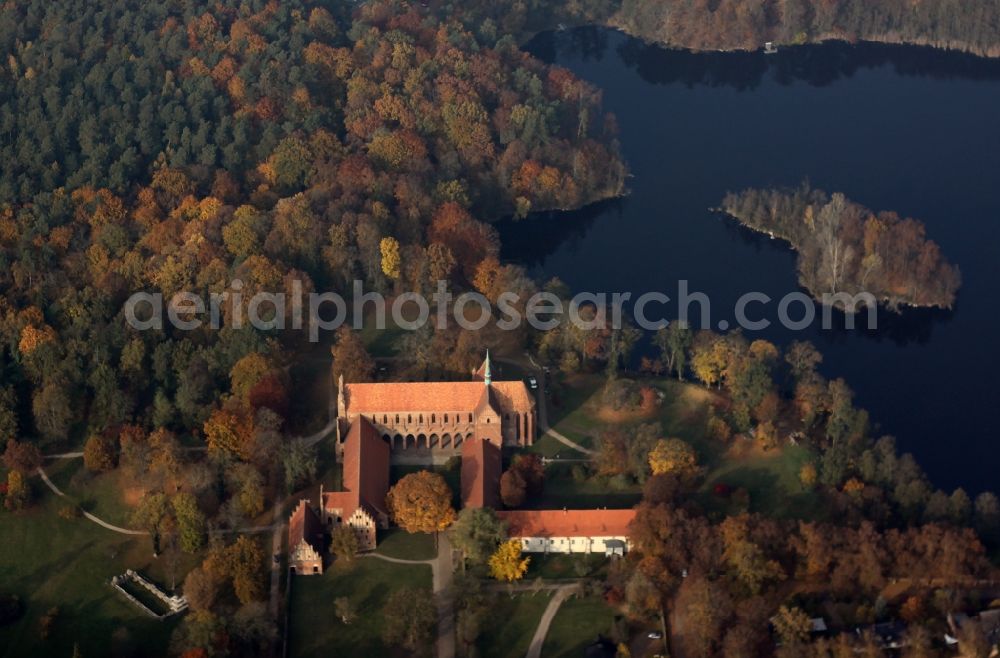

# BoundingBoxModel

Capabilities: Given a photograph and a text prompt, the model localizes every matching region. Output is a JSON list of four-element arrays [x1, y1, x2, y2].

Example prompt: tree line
[[610, 0, 1000, 57]]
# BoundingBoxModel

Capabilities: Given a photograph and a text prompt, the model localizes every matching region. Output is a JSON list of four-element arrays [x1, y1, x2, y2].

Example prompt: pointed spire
[[484, 349, 492, 386]]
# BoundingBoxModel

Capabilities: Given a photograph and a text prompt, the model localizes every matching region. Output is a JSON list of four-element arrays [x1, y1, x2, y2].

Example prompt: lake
[[500, 28, 1000, 494]]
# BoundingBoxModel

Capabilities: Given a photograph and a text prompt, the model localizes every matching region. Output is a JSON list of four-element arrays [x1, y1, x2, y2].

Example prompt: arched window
[[431, 414, 436, 423], [383, 414, 388, 424], [408, 414, 412, 424], [468, 413, 473, 422], [444, 414, 449, 423], [395, 414, 400, 424]]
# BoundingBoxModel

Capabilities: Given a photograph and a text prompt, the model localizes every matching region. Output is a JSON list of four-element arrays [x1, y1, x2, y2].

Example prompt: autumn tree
[[173, 493, 206, 553], [209, 536, 266, 606], [230, 353, 273, 401], [488, 540, 530, 582], [331, 327, 375, 384], [83, 434, 117, 472], [385, 471, 456, 539], [499, 469, 527, 508], [2, 440, 41, 474], [4, 471, 29, 510], [204, 408, 253, 461], [379, 236, 401, 280], [771, 605, 812, 646], [330, 525, 359, 563], [131, 492, 169, 549], [182, 567, 219, 612], [720, 515, 785, 595], [648, 438, 698, 479]]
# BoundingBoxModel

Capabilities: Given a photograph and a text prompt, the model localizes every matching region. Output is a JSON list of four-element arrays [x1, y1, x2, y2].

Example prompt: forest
[[0, 0, 626, 453], [720, 184, 961, 310]]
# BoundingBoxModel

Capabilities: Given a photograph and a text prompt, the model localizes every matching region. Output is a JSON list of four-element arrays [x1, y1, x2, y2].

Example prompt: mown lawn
[[530, 375, 824, 521], [375, 527, 437, 561], [698, 443, 826, 520], [46, 458, 138, 529], [541, 595, 617, 658], [477, 592, 552, 658], [0, 484, 180, 658], [287, 558, 432, 658]]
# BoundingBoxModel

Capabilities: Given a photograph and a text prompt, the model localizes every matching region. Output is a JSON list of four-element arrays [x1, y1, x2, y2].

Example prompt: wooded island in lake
[[721, 185, 961, 310]]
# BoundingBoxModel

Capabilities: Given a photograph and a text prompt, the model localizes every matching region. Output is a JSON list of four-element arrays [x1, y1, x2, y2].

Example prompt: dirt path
[[364, 533, 456, 658], [525, 583, 581, 658]]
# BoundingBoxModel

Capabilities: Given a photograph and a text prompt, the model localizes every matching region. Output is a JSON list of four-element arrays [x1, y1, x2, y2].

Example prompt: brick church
[[335, 351, 537, 452], [288, 352, 535, 571]]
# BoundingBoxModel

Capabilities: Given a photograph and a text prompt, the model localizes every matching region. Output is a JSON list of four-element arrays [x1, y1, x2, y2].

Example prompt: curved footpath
[[36, 466, 149, 536], [525, 583, 582, 658]]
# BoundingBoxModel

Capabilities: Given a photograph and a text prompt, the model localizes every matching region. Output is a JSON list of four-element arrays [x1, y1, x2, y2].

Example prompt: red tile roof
[[288, 499, 322, 553], [497, 509, 636, 538], [323, 416, 389, 521], [461, 438, 501, 509], [344, 381, 534, 415]]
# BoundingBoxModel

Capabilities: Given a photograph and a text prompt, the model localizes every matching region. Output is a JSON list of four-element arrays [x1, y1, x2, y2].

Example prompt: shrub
[[706, 415, 731, 442]]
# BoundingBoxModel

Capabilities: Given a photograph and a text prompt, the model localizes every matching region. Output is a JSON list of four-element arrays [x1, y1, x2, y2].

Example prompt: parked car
[[647, 631, 663, 639]]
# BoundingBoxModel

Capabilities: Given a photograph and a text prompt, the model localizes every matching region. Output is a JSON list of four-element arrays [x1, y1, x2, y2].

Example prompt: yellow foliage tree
[[4, 470, 28, 510], [385, 470, 455, 535], [380, 236, 401, 279], [799, 462, 817, 489], [488, 540, 530, 582], [83, 434, 117, 473], [647, 438, 697, 477], [230, 353, 271, 400], [203, 408, 253, 461]]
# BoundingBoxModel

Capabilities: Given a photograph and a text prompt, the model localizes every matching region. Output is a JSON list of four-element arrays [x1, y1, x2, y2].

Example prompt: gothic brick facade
[[335, 353, 536, 454]]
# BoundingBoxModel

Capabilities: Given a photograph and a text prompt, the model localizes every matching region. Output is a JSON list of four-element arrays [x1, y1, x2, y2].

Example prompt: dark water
[[500, 29, 1000, 494]]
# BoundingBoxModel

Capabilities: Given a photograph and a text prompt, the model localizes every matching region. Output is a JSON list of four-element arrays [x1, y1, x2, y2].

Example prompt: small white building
[[497, 509, 635, 555]]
